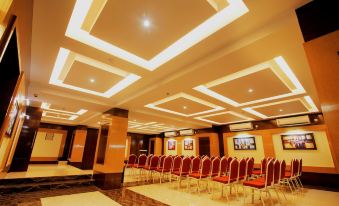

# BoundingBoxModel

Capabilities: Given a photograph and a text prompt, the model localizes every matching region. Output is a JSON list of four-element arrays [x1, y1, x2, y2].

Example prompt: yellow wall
[[181, 137, 196, 156], [69, 129, 87, 162], [30, 131, 64, 161], [272, 131, 334, 168], [164, 138, 178, 156], [226, 134, 265, 164], [149, 137, 162, 156]]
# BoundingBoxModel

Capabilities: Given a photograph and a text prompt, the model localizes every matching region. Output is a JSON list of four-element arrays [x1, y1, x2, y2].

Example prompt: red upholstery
[[172, 171, 189, 176], [189, 172, 208, 178], [156, 168, 170, 172], [284, 171, 291, 178], [273, 160, 280, 184], [212, 176, 236, 183], [243, 180, 266, 189], [191, 157, 201, 173], [133, 155, 147, 168], [172, 156, 182, 172], [246, 158, 254, 176], [280, 160, 286, 179], [210, 158, 220, 177], [238, 158, 247, 180], [252, 170, 262, 175], [220, 157, 228, 176]]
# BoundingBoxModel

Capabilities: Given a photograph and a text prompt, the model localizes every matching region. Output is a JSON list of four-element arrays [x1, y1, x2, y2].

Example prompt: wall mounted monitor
[[281, 133, 316, 150], [233, 136, 256, 150]]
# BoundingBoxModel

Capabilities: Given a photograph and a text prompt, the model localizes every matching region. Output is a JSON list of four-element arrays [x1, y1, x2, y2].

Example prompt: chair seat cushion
[[238, 175, 246, 180], [172, 171, 189, 176], [252, 170, 262, 175], [126, 164, 134, 168], [189, 172, 208, 179], [243, 180, 265, 189], [284, 172, 291, 178], [212, 176, 236, 184], [144, 166, 157, 170], [132, 164, 144, 168], [155, 168, 170, 172]]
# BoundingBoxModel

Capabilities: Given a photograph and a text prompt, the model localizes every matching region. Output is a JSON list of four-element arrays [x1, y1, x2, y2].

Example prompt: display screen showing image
[[184, 139, 193, 150], [281, 133, 316, 150], [168, 140, 176, 150], [233, 136, 256, 150], [5, 101, 19, 137]]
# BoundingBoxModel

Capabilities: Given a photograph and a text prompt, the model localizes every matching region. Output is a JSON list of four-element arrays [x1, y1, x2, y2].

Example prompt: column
[[93, 108, 128, 189]]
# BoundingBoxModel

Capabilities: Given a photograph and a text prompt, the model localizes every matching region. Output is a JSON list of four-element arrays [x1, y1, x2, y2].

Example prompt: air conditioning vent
[[276, 115, 310, 127], [229, 122, 253, 131]]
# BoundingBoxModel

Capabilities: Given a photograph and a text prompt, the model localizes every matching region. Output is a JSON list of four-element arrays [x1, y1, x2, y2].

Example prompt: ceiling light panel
[[42, 111, 78, 121], [145, 92, 224, 117], [194, 56, 305, 107], [65, 0, 249, 71], [242, 96, 318, 119], [41, 102, 88, 115], [49, 48, 141, 98], [194, 111, 253, 125]]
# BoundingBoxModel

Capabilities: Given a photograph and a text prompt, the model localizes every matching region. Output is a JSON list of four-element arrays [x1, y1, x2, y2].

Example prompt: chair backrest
[[273, 159, 280, 184], [238, 158, 247, 179], [201, 158, 212, 177], [172, 156, 182, 172], [228, 159, 239, 183], [293, 159, 299, 177], [181, 157, 191, 175], [211, 156, 216, 161], [280, 160, 286, 179], [220, 156, 228, 176], [261, 158, 267, 173], [158, 155, 166, 168], [127, 154, 137, 165], [264, 160, 274, 187], [162, 156, 173, 172], [226, 157, 233, 172], [246, 158, 254, 177], [211, 157, 220, 176], [146, 154, 153, 166], [190, 155, 195, 159], [138, 154, 147, 166], [191, 157, 201, 173], [298, 159, 303, 176], [150, 156, 159, 168]]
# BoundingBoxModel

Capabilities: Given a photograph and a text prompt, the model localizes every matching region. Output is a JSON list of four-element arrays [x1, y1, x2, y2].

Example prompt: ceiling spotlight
[[248, 88, 253, 93], [279, 109, 283, 112], [89, 78, 95, 83], [183, 106, 187, 109], [143, 19, 151, 28]]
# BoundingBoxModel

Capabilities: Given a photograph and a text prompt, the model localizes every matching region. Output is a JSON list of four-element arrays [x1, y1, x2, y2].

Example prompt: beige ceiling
[[203, 112, 248, 124], [24, 0, 318, 133], [91, 0, 216, 60], [209, 68, 291, 103], [254, 99, 308, 117], [157, 97, 214, 115], [63, 61, 124, 93]]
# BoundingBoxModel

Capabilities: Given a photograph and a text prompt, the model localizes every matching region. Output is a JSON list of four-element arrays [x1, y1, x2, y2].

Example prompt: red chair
[[210, 157, 220, 178], [220, 156, 228, 176], [188, 157, 211, 193], [155, 156, 173, 183], [157, 155, 166, 170], [190, 155, 195, 159], [297, 159, 303, 189], [252, 158, 267, 176], [172, 157, 191, 188], [226, 157, 233, 174], [246, 158, 254, 180], [170, 156, 182, 182], [125, 154, 137, 175], [212, 158, 239, 201], [143, 155, 159, 182], [243, 159, 274, 205], [191, 156, 201, 174], [132, 154, 147, 178]]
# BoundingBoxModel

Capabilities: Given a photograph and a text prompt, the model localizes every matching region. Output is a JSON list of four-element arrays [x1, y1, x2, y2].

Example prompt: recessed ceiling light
[[90, 78, 95, 83], [279, 109, 283, 112], [248, 88, 253, 93], [143, 19, 151, 28], [183, 106, 187, 109]]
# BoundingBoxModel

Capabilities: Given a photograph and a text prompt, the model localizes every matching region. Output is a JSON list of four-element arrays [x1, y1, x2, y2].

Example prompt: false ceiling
[[27, 0, 318, 134]]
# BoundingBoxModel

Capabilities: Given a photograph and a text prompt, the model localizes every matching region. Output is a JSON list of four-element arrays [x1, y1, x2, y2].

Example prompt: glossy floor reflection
[[128, 181, 339, 206], [2, 164, 92, 179]]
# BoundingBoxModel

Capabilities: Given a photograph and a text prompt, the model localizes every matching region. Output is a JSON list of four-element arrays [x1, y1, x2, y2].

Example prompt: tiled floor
[[2, 164, 92, 179]]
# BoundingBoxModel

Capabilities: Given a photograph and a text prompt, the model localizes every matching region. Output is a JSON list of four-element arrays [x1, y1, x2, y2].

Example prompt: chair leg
[[260, 191, 265, 206]]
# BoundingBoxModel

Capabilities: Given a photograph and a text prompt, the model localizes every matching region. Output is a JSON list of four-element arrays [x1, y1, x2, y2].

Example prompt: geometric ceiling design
[[41, 102, 88, 121], [243, 96, 318, 119], [49, 48, 140, 98], [128, 121, 180, 133], [194, 56, 306, 106], [65, 0, 249, 71], [194, 111, 253, 125], [145, 92, 224, 117]]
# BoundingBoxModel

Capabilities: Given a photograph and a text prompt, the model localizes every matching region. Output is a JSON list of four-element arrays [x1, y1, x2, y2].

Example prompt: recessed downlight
[[279, 109, 283, 112], [143, 19, 151, 28], [89, 78, 95, 83], [183, 106, 187, 109], [248, 88, 253, 93]]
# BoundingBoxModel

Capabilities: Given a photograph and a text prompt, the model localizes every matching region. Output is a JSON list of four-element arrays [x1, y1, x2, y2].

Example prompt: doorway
[[199, 137, 210, 156], [149, 140, 155, 155]]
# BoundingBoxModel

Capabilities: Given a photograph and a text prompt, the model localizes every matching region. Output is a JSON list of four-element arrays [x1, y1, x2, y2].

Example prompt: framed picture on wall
[[233, 136, 256, 150], [281, 133, 317, 150], [5, 101, 19, 137], [168, 140, 176, 150], [184, 139, 193, 150], [45, 133, 54, 140]]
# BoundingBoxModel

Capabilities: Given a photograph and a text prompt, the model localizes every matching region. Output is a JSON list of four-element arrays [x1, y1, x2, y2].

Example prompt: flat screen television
[[233, 136, 256, 150], [281, 133, 317, 150]]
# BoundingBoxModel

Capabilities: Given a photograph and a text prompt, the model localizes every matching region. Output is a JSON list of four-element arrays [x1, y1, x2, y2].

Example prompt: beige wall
[[272, 131, 334, 168], [164, 138, 178, 156], [149, 137, 162, 156], [226, 134, 265, 164], [30, 129, 66, 161]]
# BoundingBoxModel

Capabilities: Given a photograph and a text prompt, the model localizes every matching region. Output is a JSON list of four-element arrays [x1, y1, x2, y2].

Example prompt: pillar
[[93, 108, 128, 189]]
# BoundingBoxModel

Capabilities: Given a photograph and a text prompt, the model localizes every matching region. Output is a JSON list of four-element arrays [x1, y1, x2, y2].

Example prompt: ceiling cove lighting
[[194, 111, 253, 125], [49, 48, 141, 98], [242, 96, 319, 119], [42, 111, 78, 121], [65, 0, 249, 71], [194, 56, 305, 107], [41, 102, 88, 115], [145, 92, 224, 117]]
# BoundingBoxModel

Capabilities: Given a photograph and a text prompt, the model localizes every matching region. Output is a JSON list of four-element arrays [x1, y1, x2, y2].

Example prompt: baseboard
[[301, 172, 339, 189]]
